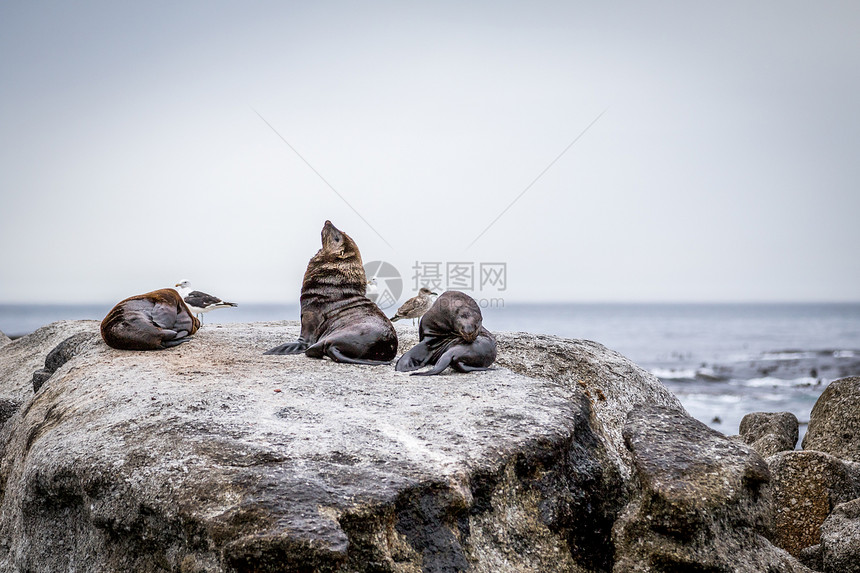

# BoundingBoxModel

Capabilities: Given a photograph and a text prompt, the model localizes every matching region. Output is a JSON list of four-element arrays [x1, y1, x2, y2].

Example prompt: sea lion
[[100, 288, 201, 350], [264, 220, 398, 364], [395, 290, 497, 376], [390, 287, 437, 324]]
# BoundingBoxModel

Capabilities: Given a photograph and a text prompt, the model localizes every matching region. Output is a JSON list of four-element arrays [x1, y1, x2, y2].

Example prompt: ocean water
[[2, 302, 859, 441]]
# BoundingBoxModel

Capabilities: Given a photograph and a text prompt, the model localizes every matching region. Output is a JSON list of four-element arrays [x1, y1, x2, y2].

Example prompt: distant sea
[[2, 302, 859, 442]]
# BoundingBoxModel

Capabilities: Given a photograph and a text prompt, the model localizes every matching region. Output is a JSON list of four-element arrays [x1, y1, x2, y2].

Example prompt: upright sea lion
[[395, 290, 497, 376], [264, 220, 398, 364], [100, 288, 201, 350]]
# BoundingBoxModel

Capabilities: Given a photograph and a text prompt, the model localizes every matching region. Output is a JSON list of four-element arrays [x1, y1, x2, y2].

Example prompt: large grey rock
[[740, 411, 799, 457], [768, 450, 860, 557], [0, 321, 681, 573], [0, 321, 98, 431], [820, 497, 860, 573], [495, 332, 685, 481], [612, 405, 811, 573], [802, 376, 860, 461]]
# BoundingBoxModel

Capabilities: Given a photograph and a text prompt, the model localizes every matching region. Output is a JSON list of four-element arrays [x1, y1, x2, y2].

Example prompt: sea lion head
[[321, 220, 361, 261], [303, 221, 367, 291], [430, 291, 482, 342], [454, 305, 482, 342]]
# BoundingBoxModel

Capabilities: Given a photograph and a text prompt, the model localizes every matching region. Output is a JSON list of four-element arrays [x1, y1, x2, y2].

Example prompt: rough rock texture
[[819, 497, 860, 573], [0, 321, 678, 573], [802, 376, 860, 462], [31, 331, 101, 393], [740, 411, 799, 457], [0, 330, 10, 347], [768, 450, 860, 557], [0, 321, 98, 431], [494, 332, 683, 482], [0, 321, 818, 572], [612, 405, 810, 573]]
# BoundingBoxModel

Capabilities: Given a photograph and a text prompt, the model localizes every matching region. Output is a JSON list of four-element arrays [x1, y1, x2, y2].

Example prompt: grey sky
[[1, 1, 858, 304]]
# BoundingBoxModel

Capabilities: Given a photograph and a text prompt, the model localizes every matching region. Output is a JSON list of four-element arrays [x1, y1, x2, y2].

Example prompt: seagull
[[390, 288, 438, 325], [173, 280, 238, 321], [366, 278, 379, 300]]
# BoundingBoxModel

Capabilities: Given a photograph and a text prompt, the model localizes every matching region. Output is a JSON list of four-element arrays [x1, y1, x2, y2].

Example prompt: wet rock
[[802, 376, 860, 462], [740, 411, 799, 457], [768, 450, 860, 557], [819, 497, 860, 573], [612, 405, 810, 573]]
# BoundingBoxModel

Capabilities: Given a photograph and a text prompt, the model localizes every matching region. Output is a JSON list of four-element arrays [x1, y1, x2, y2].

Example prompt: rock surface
[[0, 321, 819, 573], [802, 376, 860, 462], [0, 321, 97, 431], [819, 497, 860, 573], [740, 411, 799, 457], [768, 450, 860, 557], [0, 330, 10, 347], [612, 405, 809, 573]]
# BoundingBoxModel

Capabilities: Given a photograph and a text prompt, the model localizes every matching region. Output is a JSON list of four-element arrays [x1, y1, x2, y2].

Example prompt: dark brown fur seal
[[264, 220, 398, 364], [101, 288, 201, 350], [395, 290, 496, 376]]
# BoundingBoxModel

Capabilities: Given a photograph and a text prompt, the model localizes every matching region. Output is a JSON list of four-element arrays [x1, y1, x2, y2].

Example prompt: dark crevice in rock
[[31, 332, 98, 393]]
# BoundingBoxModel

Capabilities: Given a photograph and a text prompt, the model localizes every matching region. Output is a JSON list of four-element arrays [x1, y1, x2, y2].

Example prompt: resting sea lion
[[264, 220, 398, 364], [100, 288, 200, 350], [395, 290, 497, 376]]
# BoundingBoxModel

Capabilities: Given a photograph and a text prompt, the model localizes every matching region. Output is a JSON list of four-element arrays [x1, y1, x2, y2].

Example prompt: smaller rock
[[612, 405, 809, 572], [31, 332, 99, 392], [798, 543, 823, 571], [820, 497, 860, 573], [768, 450, 860, 557], [802, 376, 860, 462], [740, 411, 799, 457], [0, 330, 10, 347]]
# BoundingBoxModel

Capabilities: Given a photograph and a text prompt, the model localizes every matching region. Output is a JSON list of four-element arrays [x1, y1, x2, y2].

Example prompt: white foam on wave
[[759, 351, 809, 361], [833, 350, 856, 358], [739, 376, 821, 388], [651, 368, 697, 380]]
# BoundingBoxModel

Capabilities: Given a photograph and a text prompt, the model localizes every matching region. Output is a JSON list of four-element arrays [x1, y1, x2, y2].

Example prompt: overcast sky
[[1, 1, 858, 304]]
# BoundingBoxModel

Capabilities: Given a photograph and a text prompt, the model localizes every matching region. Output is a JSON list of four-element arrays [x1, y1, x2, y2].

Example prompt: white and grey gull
[[174, 280, 238, 321]]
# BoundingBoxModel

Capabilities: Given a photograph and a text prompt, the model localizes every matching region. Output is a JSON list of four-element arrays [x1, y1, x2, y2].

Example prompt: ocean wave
[[736, 376, 823, 388], [651, 368, 697, 380], [759, 351, 809, 361]]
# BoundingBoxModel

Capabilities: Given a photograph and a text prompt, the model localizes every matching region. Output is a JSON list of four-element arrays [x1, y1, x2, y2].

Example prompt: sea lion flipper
[[395, 341, 432, 372], [161, 337, 190, 348], [264, 340, 308, 355], [327, 346, 392, 366], [150, 301, 178, 329], [410, 350, 455, 377], [454, 364, 495, 373]]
